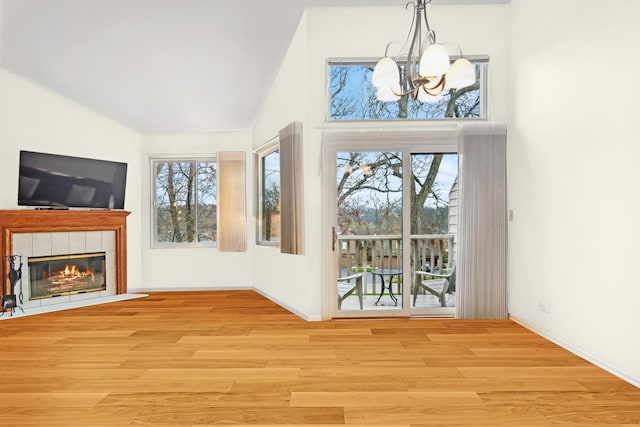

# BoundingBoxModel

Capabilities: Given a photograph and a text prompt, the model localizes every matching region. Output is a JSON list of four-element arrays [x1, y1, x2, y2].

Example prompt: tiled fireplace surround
[[13, 230, 116, 308], [1, 210, 129, 311]]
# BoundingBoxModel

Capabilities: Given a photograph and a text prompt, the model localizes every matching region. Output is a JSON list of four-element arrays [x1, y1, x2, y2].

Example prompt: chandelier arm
[[453, 43, 464, 58], [422, 0, 436, 45], [405, 0, 424, 92], [404, 2, 418, 48], [421, 75, 447, 96], [391, 85, 413, 98], [384, 40, 408, 60]]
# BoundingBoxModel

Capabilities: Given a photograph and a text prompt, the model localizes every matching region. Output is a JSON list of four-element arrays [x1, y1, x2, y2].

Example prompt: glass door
[[324, 132, 458, 319], [334, 150, 407, 316], [409, 153, 458, 316]]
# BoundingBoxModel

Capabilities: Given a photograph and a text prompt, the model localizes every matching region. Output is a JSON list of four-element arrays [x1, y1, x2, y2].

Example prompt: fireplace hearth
[[29, 252, 106, 300]]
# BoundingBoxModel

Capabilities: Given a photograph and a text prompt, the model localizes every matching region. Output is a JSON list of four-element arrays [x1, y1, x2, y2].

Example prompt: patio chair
[[413, 262, 456, 307], [337, 273, 364, 310]]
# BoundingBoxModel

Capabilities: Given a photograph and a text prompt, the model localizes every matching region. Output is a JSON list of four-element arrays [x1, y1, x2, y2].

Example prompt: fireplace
[[29, 252, 106, 300], [0, 210, 129, 301], [0, 210, 129, 316]]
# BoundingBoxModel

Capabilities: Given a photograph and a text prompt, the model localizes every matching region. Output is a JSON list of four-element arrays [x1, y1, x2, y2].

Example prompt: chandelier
[[372, 0, 476, 103]]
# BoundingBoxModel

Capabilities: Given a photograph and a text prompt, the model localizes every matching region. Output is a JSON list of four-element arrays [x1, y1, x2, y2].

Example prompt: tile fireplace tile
[[69, 232, 87, 254], [51, 232, 70, 255], [102, 230, 116, 251], [32, 233, 53, 256], [106, 252, 116, 291], [12, 233, 32, 256], [86, 231, 103, 252]]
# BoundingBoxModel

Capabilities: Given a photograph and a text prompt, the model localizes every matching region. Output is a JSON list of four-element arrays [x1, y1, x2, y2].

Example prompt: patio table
[[372, 268, 401, 306]]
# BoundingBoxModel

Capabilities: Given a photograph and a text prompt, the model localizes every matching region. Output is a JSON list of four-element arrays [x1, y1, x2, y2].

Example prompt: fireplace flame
[[50, 264, 95, 284]]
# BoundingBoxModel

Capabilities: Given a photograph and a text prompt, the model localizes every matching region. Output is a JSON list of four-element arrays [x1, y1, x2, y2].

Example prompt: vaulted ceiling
[[0, 0, 509, 132]]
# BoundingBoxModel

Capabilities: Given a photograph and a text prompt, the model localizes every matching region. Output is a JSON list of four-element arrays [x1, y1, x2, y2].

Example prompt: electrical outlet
[[538, 301, 551, 313]]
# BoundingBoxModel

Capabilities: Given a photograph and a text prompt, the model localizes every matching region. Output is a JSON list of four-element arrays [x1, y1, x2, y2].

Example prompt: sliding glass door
[[334, 150, 405, 314], [324, 131, 458, 318], [409, 153, 458, 316]]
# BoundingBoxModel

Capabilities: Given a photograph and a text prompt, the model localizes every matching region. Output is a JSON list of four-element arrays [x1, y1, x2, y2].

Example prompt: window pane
[[410, 153, 458, 310], [336, 151, 404, 311], [261, 149, 281, 242], [197, 161, 217, 242], [153, 159, 216, 245], [336, 151, 403, 236], [329, 61, 484, 121], [410, 153, 458, 235]]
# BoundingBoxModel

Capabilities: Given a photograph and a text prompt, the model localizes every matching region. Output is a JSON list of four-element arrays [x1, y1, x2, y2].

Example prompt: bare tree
[[263, 182, 280, 240], [330, 63, 476, 235], [155, 161, 216, 243], [330, 67, 357, 120]]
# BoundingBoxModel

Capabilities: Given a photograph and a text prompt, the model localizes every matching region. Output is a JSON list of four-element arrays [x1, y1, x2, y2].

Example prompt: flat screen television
[[18, 150, 127, 209]]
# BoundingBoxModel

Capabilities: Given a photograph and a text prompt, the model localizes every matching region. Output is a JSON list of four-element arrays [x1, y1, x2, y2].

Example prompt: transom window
[[328, 58, 487, 121], [152, 158, 217, 247]]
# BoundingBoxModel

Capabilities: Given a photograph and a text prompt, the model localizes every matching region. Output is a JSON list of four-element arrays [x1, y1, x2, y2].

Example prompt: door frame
[[321, 127, 458, 320]]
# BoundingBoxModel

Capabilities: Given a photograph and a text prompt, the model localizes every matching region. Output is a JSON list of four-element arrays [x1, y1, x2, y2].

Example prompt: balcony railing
[[337, 234, 454, 298]]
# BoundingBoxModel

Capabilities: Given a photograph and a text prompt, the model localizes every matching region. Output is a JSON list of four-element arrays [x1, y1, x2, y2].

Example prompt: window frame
[[326, 56, 489, 122], [255, 139, 281, 248], [150, 156, 217, 249]]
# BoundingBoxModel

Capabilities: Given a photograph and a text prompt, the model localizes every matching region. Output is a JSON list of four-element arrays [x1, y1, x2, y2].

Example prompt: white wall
[[252, 13, 311, 317], [0, 67, 143, 290], [252, 5, 510, 319], [140, 132, 254, 290], [508, 0, 640, 385]]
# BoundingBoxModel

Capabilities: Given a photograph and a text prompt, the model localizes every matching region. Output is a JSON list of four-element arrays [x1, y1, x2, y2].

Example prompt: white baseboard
[[127, 286, 253, 293], [510, 315, 640, 389], [252, 288, 322, 322]]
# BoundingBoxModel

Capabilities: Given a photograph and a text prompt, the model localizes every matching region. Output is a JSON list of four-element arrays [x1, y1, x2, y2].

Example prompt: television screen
[[18, 150, 127, 209]]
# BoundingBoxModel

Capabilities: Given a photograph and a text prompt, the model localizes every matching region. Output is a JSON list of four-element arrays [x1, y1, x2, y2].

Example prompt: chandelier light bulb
[[419, 43, 450, 77], [447, 57, 476, 89], [372, 57, 400, 89]]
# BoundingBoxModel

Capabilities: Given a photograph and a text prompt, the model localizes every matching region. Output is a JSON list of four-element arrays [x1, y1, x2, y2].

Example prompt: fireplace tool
[[1, 255, 24, 317]]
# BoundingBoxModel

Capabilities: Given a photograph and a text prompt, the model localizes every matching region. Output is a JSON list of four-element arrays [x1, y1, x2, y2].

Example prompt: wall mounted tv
[[18, 150, 127, 210]]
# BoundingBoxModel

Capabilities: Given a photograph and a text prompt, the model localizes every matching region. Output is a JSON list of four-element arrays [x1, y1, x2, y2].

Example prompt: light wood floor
[[0, 290, 638, 426]]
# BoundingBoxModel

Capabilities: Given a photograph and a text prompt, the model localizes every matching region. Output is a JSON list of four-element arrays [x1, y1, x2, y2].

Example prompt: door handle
[[332, 226, 337, 252]]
